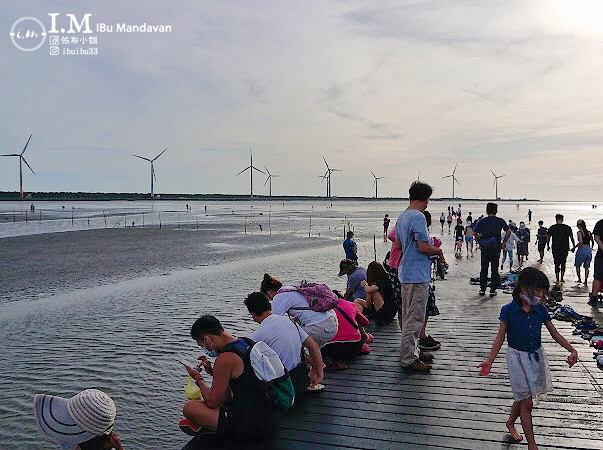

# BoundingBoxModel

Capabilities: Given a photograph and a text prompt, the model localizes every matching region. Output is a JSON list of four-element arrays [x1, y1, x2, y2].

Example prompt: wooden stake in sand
[[103, 211, 107, 228], [373, 234, 377, 261]]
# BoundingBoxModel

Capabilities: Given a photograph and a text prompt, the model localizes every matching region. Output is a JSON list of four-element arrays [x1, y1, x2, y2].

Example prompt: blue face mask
[[203, 339, 219, 358]]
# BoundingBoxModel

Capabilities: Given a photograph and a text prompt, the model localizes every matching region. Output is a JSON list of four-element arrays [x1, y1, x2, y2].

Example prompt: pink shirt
[[330, 300, 370, 343], [388, 226, 402, 269]]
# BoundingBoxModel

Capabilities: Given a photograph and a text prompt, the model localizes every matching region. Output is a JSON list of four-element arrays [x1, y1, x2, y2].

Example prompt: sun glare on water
[[555, 0, 603, 33]]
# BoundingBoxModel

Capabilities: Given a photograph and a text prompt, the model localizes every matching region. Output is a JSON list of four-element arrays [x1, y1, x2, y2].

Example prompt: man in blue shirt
[[338, 259, 367, 301], [342, 231, 358, 262], [394, 182, 447, 372], [474, 203, 511, 297]]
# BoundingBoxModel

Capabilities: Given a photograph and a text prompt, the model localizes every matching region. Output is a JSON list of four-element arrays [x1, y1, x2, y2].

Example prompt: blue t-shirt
[[395, 209, 430, 283], [474, 216, 509, 247], [499, 302, 551, 352], [347, 267, 367, 300], [343, 238, 357, 259]]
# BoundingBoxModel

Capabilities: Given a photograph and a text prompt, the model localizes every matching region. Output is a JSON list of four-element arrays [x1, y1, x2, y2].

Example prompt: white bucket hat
[[33, 389, 116, 446]]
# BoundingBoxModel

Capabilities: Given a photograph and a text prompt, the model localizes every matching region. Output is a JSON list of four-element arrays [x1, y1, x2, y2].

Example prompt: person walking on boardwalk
[[474, 202, 511, 297], [343, 231, 358, 262], [439, 212, 446, 232], [589, 218, 603, 305], [516, 222, 530, 267], [478, 267, 578, 450], [535, 221, 548, 263], [446, 212, 453, 232], [572, 220, 594, 286], [546, 214, 575, 284], [394, 181, 446, 372], [383, 214, 390, 242]]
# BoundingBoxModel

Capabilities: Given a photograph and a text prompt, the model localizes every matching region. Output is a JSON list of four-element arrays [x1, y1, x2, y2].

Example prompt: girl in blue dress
[[478, 267, 578, 450]]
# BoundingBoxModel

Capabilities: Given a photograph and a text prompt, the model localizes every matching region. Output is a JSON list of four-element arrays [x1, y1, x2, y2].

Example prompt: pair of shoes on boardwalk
[[479, 289, 497, 297]]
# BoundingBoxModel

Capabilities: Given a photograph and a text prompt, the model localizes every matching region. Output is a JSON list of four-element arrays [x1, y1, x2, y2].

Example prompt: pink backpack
[[278, 282, 339, 312]]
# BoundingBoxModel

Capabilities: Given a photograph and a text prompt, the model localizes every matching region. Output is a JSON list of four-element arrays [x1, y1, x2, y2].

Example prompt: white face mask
[[521, 292, 541, 306]]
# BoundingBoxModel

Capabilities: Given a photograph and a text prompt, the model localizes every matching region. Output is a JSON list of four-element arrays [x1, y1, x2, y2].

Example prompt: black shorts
[[373, 301, 397, 323], [218, 406, 272, 439], [538, 243, 546, 252], [552, 249, 569, 266], [595, 257, 603, 281]]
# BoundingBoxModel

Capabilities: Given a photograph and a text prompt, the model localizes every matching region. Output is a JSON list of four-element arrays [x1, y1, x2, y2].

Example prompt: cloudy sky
[[1, 1, 602, 200]]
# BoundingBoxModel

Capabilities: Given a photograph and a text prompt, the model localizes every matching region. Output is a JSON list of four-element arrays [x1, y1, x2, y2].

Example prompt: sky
[[1, 0, 602, 200]]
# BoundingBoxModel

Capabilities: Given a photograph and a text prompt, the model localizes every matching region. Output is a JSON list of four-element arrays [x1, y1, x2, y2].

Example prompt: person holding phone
[[179, 315, 273, 440]]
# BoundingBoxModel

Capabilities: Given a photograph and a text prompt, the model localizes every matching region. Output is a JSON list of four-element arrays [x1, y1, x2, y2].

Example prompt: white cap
[[33, 389, 116, 446]]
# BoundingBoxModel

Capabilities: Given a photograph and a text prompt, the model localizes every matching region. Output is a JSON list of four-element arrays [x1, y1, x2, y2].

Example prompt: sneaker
[[418, 336, 441, 351], [365, 333, 374, 344], [404, 359, 432, 372], [490, 290, 497, 297], [419, 351, 434, 362], [361, 343, 371, 354], [179, 419, 200, 436], [479, 290, 486, 296]]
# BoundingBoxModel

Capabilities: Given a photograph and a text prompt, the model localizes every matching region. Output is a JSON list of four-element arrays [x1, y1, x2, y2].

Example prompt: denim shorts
[[575, 246, 593, 269]]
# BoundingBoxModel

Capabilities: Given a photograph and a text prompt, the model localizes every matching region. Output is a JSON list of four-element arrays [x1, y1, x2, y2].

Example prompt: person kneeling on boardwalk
[[478, 267, 578, 450], [244, 291, 324, 396], [261, 274, 338, 348], [353, 261, 398, 324], [181, 315, 274, 440], [322, 298, 371, 371]]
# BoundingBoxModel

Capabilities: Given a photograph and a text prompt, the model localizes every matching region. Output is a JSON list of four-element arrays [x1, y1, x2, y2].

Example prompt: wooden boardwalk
[[184, 289, 603, 449]]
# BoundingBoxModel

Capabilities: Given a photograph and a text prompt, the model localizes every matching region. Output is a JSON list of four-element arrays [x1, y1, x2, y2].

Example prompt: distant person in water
[[572, 220, 593, 285], [383, 214, 390, 242], [546, 214, 575, 284], [535, 221, 548, 263], [527, 209, 532, 223], [343, 231, 358, 262]]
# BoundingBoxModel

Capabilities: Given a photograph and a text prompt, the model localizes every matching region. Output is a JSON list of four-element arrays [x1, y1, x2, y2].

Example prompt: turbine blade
[[453, 163, 457, 175], [21, 134, 33, 155], [454, 177, 461, 186], [264, 166, 271, 176], [252, 166, 266, 174], [22, 157, 36, 175], [500, 175, 506, 178], [490, 169, 496, 177], [370, 170, 376, 178], [331, 169, 342, 172], [323, 156, 329, 170], [152, 165, 157, 181], [264, 175, 270, 186], [493, 179, 496, 187], [132, 154, 151, 162], [236, 166, 251, 176], [372, 179, 376, 187], [152, 148, 167, 161], [1, 154, 20, 157], [442, 175, 452, 179]]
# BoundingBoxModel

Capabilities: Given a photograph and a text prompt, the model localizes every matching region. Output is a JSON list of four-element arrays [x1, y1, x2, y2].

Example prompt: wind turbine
[[491, 169, 505, 200], [321, 156, 342, 198], [236, 148, 265, 198], [442, 163, 460, 199], [264, 166, 279, 197], [132, 148, 167, 198], [1, 134, 35, 199], [370, 170, 384, 198]]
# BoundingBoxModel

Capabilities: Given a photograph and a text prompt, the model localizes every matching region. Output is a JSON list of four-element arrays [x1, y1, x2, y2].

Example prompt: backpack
[[279, 282, 339, 312], [232, 338, 296, 411]]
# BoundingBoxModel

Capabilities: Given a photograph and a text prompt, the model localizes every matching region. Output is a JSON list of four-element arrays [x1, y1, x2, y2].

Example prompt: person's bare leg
[[354, 298, 368, 313], [369, 291, 385, 312], [592, 279, 601, 299], [506, 401, 523, 441], [183, 400, 219, 431], [519, 397, 537, 449], [585, 268, 589, 285], [419, 317, 428, 340], [576, 266, 582, 283], [358, 325, 368, 342]]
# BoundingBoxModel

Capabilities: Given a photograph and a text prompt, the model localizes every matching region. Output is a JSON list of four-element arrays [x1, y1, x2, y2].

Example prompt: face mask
[[203, 339, 219, 358], [521, 292, 541, 306]]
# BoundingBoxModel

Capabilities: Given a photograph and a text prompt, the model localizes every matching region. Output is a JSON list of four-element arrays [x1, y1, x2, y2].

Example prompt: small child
[[478, 267, 577, 450], [501, 225, 519, 271]]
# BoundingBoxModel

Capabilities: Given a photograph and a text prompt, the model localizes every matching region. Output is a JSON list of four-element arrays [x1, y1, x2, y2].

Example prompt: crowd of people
[[32, 185, 602, 450]]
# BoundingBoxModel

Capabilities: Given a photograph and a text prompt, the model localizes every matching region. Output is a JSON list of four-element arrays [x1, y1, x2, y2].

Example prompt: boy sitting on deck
[[244, 291, 324, 396], [180, 315, 273, 440]]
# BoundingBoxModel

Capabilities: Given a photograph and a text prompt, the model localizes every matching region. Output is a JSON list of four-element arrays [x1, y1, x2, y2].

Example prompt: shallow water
[[1, 199, 601, 448]]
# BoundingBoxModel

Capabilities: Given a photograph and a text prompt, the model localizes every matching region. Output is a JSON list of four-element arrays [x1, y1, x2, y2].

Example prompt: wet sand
[[0, 224, 332, 304]]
